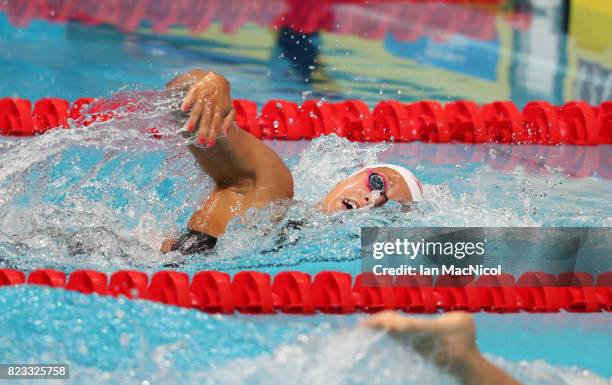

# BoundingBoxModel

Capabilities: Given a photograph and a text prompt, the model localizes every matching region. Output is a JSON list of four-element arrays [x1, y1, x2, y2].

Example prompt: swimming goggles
[[366, 170, 387, 195]]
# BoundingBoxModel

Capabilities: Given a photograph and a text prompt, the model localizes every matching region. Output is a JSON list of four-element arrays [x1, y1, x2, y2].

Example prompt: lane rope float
[[1, 96, 611, 145], [0, 0, 527, 40], [1, 269, 611, 314]]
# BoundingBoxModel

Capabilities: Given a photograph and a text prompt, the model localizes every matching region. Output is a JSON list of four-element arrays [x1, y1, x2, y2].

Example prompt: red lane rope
[[1, 269, 611, 314], [0, 0, 525, 40], [1, 97, 611, 145]]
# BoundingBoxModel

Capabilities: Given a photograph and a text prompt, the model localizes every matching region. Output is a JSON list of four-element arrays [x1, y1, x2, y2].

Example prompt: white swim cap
[[350, 163, 424, 201]]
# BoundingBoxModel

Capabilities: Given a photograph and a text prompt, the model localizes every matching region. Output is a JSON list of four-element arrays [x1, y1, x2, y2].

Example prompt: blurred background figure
[[5, 0, 610, 107]]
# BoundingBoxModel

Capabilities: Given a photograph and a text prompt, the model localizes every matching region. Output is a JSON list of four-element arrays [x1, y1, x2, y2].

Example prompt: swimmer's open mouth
[[342, 198, 357, 210]]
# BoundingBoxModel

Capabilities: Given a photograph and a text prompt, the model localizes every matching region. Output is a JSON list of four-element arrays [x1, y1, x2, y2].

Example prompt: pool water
[[1, 110, 610, 273], [0, 286, 610, 385], [1, 0, 611, 383]]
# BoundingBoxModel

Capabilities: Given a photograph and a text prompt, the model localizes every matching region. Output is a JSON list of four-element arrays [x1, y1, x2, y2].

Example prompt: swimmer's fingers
[[181, 85, 198, 112], [361, 311, 435, 333], [185, 100, 203, 132], [196, 100, 214, 145], [362, 311, 440, 358], [182, 78, 213, 113], [221, 109, 236, 136], [206, 104, 228, 145], [206, 108, 236, 146]]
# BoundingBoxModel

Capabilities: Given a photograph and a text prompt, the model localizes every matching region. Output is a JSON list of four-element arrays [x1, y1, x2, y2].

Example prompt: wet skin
[[162, 72, 524, 385], [364, 312, 523, 385], [161, 70, 415, 251], [318, 166, 416, 213]]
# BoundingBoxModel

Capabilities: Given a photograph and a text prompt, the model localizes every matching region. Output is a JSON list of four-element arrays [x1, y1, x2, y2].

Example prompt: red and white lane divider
[[1, 269, 611, 314], [1, 96, 611, 145]]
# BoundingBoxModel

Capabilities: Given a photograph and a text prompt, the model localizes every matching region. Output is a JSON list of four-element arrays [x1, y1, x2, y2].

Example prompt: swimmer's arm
[[454, 353, 523, 385], [166, 70, 262, 188], [186, 123, 259, 188], [363, 312, 523, 385], [160, 70, 293, 247]]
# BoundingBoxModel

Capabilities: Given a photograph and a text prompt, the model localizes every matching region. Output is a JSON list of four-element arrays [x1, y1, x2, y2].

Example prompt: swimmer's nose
[[365, 193, 387, 208], [352, 196, 371, 208]]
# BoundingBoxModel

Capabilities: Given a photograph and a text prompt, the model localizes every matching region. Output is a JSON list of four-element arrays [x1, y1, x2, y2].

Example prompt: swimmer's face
[[319, 167, 414, 213]]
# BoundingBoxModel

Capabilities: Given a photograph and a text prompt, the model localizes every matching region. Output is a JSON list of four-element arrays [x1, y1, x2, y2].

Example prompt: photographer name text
[[371, 264, 502, 276]]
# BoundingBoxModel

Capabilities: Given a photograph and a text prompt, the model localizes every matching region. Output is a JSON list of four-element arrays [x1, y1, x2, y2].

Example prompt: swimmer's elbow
[[282, 170, 294, 199], [258, 163, 294, 199]]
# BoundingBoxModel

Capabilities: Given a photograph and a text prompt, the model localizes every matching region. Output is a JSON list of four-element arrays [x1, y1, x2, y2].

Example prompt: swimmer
[[162, 71, 524, 385], [364, 311, 523, 385], [160, 69, 424, 254]]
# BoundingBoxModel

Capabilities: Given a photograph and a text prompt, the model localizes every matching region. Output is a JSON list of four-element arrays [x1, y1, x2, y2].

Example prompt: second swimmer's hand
[[170, 70, 236, 147], [363, 311, 480, 373], [362, 311, 523, 385]]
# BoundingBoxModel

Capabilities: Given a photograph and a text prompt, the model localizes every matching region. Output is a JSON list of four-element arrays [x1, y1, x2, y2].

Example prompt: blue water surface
[[1, 1, 611, 383]]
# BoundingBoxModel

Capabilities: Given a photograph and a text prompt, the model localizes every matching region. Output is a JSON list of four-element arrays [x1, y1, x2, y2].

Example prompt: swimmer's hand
[[166, 69, 235, 147], [362, 311, 523, 385]]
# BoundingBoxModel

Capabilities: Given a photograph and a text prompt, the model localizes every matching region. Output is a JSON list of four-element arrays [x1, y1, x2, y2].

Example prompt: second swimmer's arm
[[455, 353, 523, 385], [364, 311, 523, 385]]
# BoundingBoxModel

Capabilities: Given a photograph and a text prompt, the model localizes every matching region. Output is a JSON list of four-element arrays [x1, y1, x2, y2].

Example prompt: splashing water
[[0, 90, 209, 270], [0, 90, 610, 273], [0, 286, 609, 384], [1, 97, 611, 382]]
